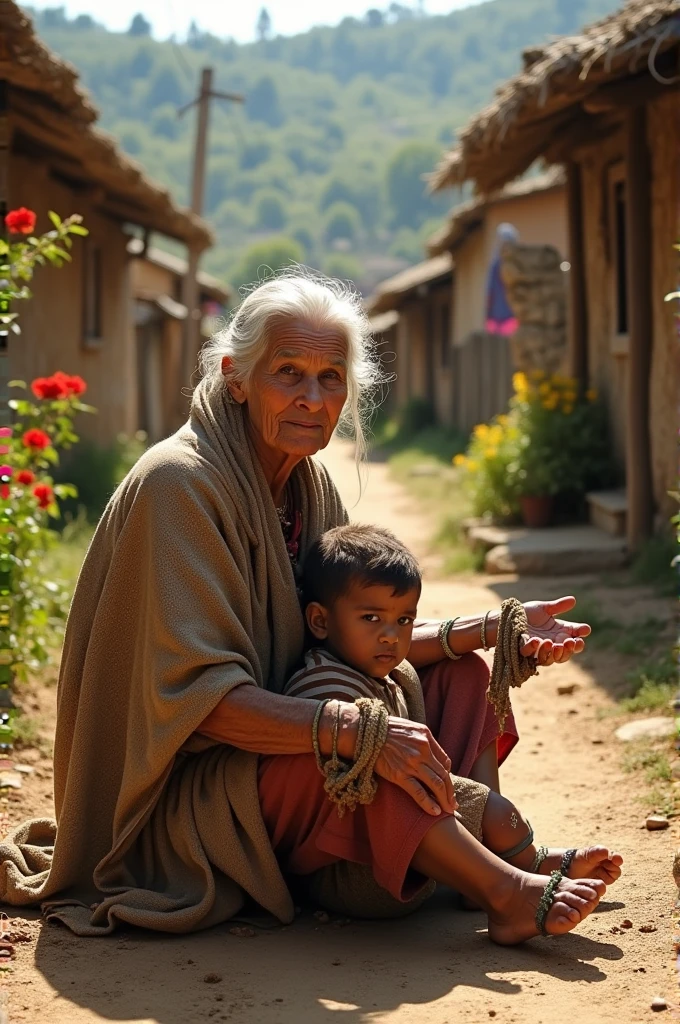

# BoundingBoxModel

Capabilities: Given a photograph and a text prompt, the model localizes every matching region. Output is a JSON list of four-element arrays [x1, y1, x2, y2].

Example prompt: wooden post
[[624, 106, 654, 550], [179, 68, 212, 415], [565, 161, 588, 386], [177, 70, 244, 423]]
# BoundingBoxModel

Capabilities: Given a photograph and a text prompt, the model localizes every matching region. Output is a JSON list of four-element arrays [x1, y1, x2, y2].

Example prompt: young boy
[[284, 523, 623, 886]]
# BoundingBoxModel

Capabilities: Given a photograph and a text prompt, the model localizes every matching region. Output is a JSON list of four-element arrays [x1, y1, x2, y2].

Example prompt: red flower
[[22, 428, 51, 450], [33, 483, 54, 509], [31, 375, 69, 400], [0, 485, 9, 501], [57, 372, 87, 396], [5, 207, 36, 235], [16, 470, 35, 485]]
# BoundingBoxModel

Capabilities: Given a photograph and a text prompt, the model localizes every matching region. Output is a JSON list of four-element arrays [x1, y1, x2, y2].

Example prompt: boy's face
[[306, 581, 420, 679]]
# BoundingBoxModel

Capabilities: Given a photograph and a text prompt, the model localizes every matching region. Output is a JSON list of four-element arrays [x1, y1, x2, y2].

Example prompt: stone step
[[586, 489, 628, 537], [475, 524, 628, 575]]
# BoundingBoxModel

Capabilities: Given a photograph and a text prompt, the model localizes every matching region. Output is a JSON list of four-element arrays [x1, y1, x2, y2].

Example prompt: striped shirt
[[284, 648, 410, 718]]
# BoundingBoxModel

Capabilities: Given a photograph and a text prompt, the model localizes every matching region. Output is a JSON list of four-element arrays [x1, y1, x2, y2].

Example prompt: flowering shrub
[[454, 370, 615, 522], [0, 209, 91, 744]]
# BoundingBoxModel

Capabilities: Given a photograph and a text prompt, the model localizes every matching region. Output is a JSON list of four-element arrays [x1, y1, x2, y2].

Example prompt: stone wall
[[500, 242, 568, 375]]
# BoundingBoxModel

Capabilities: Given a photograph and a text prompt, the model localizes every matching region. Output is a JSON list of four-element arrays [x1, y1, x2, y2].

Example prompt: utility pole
[[177, 68, 243, 420]]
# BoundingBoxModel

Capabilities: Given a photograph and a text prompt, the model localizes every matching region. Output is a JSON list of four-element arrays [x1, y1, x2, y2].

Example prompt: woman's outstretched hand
[[374, 718, 458, 817], [519, 596, 591, 667]]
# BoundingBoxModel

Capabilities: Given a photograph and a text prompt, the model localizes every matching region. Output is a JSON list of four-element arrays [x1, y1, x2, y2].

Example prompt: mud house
[[430, 0, 680, 548], [129, 242, 230, 442], [0, 2, 213, 445], [367, 171, 567, 430]]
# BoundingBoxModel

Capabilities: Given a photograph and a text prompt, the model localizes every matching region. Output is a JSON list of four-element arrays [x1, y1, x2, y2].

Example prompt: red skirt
[[258, 652, 518, 903]]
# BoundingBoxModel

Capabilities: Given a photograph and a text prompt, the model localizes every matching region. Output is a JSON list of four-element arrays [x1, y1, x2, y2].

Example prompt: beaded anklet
[[531, 845, 549, 873], [535, 870, 563, 936], [560, 848, 578, 876]]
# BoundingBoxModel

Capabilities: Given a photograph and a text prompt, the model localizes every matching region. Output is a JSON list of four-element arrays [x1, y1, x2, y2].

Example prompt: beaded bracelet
[[531, 845, 549, 873], [438, 617, 462, 660], [560, 848, 577, 876], [480, 610, 491, 652]]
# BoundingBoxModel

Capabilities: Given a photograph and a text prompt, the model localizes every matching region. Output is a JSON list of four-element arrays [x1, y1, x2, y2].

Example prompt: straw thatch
[[427, 167, 565, 256], [369, 310, 399, 334], [1, 2, 213, 248], [430, 0, 680, 194], [365, 254, 453, 315]]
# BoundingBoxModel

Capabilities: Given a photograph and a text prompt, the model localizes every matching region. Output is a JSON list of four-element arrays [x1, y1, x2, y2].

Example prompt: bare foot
[[488, 872, 606, 946], [540, 847, 623, 886]]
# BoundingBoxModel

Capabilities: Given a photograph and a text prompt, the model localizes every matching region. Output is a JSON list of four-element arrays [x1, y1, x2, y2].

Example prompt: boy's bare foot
[[538, 847, 623, 885], [488, 873, 606, 946]]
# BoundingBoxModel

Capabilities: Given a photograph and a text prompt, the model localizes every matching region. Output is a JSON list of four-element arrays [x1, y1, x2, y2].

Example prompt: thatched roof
[[428, 167, 565, 256], [127, 239, 230, 303], [1, 2, 213, 248], [430, 0, 680, 194], [366, 255, 453, 315]]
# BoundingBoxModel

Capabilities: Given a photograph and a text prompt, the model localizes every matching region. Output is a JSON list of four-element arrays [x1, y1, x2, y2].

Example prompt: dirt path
[[4, 438, 676, 1024]]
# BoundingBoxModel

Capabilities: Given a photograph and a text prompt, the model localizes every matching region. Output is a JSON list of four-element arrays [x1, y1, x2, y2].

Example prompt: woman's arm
[[408, 613, 499, 669], [197, 684, 362, 760]]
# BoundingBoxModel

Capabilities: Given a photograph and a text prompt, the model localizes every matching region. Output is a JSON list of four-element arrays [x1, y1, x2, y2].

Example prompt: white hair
[[199, 267, 388, 464]]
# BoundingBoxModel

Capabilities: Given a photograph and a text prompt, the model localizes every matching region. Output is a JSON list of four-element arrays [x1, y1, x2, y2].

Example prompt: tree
[[146, 66, 184, 110], [73, 14, 95, 30], [129, 45, 153, 79], [386, 141, 444, 229], [42, 7, 67, 28], [232, 237, 304, 289], [151, 104, 179, 140], [256, 8, 272, 42], [128, 13, 152, 37], [365, 9, 384, 28], [254, 190, 286, 231], [245, 76, 284, 128], [324, 202, 360, 243], [324, 253, 362, 283]]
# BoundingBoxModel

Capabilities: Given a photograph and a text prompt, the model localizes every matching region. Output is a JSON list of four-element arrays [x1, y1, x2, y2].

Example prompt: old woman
[[0, 274, 615, 943]]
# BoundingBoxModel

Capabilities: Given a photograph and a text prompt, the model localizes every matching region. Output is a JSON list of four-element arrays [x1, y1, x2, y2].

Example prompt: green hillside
[[31, 0, 619, 294]]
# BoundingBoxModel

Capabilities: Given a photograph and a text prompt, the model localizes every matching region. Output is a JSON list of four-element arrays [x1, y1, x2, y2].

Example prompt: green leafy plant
[[0, 207, 92, 749], [454, 370, 616, 521]]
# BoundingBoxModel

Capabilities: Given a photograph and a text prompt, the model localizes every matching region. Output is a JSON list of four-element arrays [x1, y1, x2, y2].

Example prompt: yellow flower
[[538, 382, 551, 397], [512, 372, 528, 395], [563, 405, 574, 415], [467, 460, 478, 472], [485, 447, 498, 459], [496, 414, 509, 426], [563, 391, 577, 406], [586, 388, 598, 402], [473, 423, 489, 439], [543, 395, 559, 411], [453, 453, 467, 467]]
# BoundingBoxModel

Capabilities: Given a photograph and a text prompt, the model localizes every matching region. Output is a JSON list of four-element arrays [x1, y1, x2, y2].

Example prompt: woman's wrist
[[317, 701, 359, 760]]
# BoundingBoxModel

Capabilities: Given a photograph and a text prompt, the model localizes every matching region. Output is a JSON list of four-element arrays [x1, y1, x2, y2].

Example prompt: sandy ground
[[2, 437, 677, 1024]]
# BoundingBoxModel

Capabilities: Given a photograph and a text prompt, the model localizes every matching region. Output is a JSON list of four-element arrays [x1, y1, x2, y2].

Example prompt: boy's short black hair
[[301, 524, 422, 608]]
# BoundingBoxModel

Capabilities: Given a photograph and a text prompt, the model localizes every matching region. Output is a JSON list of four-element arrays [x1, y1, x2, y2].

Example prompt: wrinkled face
[[229, 318, 349, 457], [308, 582, 420, 680]]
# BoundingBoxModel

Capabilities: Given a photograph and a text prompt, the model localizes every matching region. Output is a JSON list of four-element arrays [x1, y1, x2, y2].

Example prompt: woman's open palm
[[519, 596, 591, 666]]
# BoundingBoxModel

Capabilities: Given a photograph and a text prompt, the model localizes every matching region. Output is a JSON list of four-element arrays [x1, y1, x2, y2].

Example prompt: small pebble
[[489, 1013, 497, 1019], [646, 815, 670, 831], [557, 683, 577, 696], [620, 919, 633, 929], [639, 923, 657, 933], [591, 739, 604, 745], [651, 996, 667, 1012], [229, 925, 256, 938], [313, 911, 330, 924], [204, 973, 222, 984]]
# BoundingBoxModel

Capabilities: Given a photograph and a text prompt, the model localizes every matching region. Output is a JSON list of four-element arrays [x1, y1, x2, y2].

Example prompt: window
[[608, 165, 629, 354], [440, 301, 451, 368], [82, 243, 103, 347]]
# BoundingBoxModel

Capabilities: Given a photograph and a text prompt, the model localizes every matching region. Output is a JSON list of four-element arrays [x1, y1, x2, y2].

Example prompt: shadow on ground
[[26, 890, 622, 1023]]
